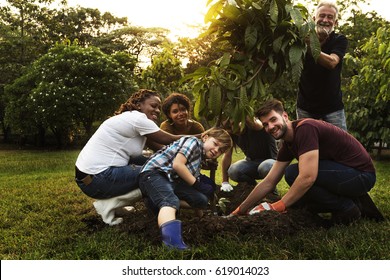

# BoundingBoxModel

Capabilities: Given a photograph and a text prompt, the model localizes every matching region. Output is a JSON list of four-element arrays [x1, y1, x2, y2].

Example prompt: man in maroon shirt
[[230, 99, 383, 224]]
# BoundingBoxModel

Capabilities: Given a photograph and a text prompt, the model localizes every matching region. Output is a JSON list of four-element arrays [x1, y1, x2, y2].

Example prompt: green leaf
[[290, 7, 304, 27], [194, 91, 205, 119], [258, 76, 266, 96], [245, 25, 258, 51], [209, 84, 222, 117], [222, 3, 241, 20], [218, 52, 231, 67], [239, 86, 249, 108], [204, 0, 224, 23], [291, 59, 303, 83], [273, 36, 283, 53], [251, 77, 259, 99], [309, 29, 321, 62], [270, 0, 279, 24], [229, 64, 247, 79], [289, 44, 303, 65]]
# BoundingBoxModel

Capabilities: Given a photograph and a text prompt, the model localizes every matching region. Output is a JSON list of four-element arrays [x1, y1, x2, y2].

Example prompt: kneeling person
[[139, 127, 232, 250]]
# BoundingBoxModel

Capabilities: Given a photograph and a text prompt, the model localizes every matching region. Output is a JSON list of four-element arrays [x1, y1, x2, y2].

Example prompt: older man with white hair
[[297, 1, 348, 131]]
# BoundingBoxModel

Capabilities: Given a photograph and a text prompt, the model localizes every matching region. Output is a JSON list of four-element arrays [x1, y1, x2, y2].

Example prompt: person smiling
[[160, 92, 205, 135], [139, 127, 232, 250], [160, 92, 218, 183], [75, 89, 181, 226], [297, 1, 348, 131], [230, 99, 382, 225]]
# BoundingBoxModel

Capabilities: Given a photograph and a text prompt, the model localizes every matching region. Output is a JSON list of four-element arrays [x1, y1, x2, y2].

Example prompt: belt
[[75, 166, 94, 186]]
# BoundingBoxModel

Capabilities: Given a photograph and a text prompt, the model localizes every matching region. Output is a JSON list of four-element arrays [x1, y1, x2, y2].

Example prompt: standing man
[[230, 99, 384, 225], [297, 1, 348, 130]]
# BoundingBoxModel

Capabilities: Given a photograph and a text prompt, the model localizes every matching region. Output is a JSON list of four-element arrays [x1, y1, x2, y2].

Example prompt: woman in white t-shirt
[[75, 89, 181, 225]]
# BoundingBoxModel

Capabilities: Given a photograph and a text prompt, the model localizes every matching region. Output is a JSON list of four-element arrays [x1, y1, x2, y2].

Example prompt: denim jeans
[[139, 170, 208, 212], [76, 164, 141, 199], [284, 160, 376, 212], [228, 158, 275, 184], [296, 107, 347, 131]]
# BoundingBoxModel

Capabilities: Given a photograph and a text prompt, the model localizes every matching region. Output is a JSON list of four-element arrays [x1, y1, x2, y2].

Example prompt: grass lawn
[[0, 145, 389, 260]]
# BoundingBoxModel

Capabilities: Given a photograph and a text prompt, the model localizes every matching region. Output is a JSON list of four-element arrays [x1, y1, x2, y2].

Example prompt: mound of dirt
[[83, 183, 329, 246]]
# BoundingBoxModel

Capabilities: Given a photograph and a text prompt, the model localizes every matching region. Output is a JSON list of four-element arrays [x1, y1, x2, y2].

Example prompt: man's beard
[[316, 24, 334, 42], [271, 119, 287, 140]]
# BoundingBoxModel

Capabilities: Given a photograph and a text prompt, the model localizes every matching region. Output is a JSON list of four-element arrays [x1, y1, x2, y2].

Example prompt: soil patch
[[84, 183, 328, 246]]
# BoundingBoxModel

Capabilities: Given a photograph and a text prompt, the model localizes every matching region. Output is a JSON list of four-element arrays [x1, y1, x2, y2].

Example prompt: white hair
[[316, 1, 339, 19]]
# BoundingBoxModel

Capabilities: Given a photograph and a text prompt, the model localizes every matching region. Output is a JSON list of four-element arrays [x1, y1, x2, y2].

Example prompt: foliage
[[140, 43, 185, 98], [0, 0, 134, 144], [183, 0, 320, 130], [176, 28, 224, 74], [338, 9, 389, 80], [4, 42, 134, 147], [344, 27, 390, 151], [93, 26, 170, 60], [0, 0, 171, 143], [2, 70, 44, 145]]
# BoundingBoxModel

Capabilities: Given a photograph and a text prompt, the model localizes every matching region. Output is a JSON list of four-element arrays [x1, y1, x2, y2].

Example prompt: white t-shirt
[[76, 110, 159, 174]]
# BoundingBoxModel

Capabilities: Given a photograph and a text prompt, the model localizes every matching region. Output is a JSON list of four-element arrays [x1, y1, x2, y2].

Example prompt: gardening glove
[[225, 206, 248, 218], [193, 179, 214, 198], [248, 200, 286, 215], [220, 182, 233, 192]]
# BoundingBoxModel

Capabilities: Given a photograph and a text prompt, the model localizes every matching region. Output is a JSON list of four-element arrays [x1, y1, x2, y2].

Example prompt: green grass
[[0, 147, 389, 260]]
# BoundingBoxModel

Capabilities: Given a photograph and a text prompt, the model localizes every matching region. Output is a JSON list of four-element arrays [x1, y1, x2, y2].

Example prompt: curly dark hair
[[161, 93, 191, 121], [115, 89, 161, 115]]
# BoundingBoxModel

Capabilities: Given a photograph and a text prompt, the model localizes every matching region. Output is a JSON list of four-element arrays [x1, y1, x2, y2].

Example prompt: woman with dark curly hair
[[75, 89, 181, 226], [160, 92, 218, 196], [160, 92, 205, 135]]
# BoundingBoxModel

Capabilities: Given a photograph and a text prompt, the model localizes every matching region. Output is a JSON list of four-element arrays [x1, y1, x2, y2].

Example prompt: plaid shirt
[[141, 136, 204, 182]]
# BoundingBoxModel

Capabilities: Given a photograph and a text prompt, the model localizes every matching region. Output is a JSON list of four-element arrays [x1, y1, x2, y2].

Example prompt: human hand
[[221, 182, 233, 192], [224, 206, 248, 218], [248, 200, 286, 215], [193, 180, 214, 198]]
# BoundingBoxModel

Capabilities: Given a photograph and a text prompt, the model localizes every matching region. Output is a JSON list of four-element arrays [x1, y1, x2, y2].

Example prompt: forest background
[[0, 0, 389, 153], [0, 0, 389, 265]]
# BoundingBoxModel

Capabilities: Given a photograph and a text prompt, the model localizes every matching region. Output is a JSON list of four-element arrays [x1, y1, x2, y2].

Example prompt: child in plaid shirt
[[139, 127, 232, 250]]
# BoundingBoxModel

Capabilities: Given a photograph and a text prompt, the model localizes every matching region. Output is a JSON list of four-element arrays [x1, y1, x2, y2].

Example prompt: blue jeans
[[75, 164, 141, 199], [139, 170, 209, 212], [228, 158, 275, 184], [284, 160, 376, 212], [296, 107, 347, 131]]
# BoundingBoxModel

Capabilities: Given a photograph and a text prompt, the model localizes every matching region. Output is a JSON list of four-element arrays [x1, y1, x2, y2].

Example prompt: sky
[[66, 0, 209, 39], [65, 0, 388, 39], [1, 0, 388, 39]]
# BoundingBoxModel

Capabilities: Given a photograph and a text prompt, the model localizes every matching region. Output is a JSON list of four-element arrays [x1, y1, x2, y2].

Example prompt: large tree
[[4, 43, 135, 147], [183, 0, 319, 130], [344, 26, 390, 155], [0, 0, 132, 142]]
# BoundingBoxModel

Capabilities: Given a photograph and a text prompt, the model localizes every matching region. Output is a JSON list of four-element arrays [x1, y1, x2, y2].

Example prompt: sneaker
[[331, 204, 361, 225], [353, 193, 385, 222]]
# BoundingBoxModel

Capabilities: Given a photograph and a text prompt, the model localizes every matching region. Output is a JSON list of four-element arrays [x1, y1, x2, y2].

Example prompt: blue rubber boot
[[160, 220, 189, 250]]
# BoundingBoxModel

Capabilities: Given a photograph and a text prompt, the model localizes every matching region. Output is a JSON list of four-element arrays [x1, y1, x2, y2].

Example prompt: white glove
[[220, 182, 233, 192]]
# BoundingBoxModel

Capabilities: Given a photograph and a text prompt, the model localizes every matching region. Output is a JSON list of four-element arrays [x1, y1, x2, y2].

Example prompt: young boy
[[138, 127, 232, 250]]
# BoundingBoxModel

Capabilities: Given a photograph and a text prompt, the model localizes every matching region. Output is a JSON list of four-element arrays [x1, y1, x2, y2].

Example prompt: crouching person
[[139, 127, 232, 250], [74, 89, 181, 225], [230, 99, 383, 225]]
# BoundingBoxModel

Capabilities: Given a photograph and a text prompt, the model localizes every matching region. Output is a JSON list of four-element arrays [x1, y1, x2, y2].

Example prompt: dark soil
[[83, 183, 329, 246]]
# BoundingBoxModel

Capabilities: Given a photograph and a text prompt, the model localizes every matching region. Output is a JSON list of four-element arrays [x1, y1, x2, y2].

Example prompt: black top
[[297, 32, 348, 114], [232, 128, 278, 161]]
